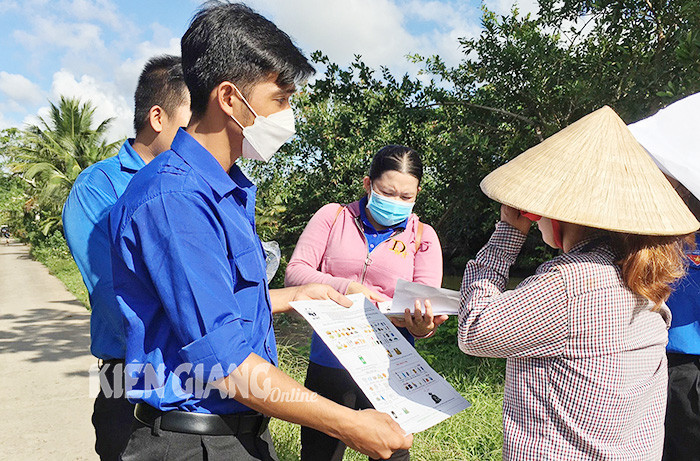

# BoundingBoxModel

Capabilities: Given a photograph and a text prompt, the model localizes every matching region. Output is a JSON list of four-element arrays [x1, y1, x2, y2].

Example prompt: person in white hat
[[629, 94, 700, 461], [457, 106, 698, 460]]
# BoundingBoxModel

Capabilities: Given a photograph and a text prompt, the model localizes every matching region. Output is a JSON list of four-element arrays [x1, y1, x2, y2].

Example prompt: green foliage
[[534, 0, 700, 117], [251, 0, 700, 277], [7, 97, 121, 236], [30, 230, 89, 307], [0, 173, 25, 227]]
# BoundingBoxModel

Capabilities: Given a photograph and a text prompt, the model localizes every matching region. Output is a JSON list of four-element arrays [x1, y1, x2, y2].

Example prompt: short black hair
[[369, 145, 424, 184], [133, 55, 188, 134], [181, 1, 315, 118]]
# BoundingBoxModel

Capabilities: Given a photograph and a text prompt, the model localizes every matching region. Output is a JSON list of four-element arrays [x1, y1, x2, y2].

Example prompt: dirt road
[[0, 244, 96, 460]]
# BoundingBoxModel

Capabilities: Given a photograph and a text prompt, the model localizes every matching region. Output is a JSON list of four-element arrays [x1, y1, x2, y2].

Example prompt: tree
[[416, 0, 700, 269], [251, 0, 700, 282], [9, 97, 121, 235]]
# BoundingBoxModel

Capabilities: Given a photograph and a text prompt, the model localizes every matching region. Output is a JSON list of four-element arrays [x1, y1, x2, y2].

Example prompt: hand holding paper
[[389, 299, 449, 337], [379, 279, 461, 317]]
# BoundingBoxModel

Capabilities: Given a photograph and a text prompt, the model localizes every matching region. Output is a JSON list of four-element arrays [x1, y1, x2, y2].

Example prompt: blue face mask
[[367, 187, 415, 227]]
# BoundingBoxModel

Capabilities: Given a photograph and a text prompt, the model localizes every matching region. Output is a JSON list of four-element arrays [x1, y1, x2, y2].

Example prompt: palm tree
[[10, 96, 122, 234]]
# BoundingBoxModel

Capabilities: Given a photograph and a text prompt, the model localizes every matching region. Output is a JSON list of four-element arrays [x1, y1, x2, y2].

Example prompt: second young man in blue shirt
[[63, 55, 191, 460]]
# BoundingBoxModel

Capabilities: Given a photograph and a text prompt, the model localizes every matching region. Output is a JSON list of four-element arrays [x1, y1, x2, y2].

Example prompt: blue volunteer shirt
[[109, 129, 276, 414], [62, 140, 145, 360], [667, 233, 700, 355], [310, 196, 413, 368]]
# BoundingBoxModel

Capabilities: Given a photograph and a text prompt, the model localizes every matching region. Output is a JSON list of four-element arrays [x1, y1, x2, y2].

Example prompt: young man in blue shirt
[[662, 176, 700, 461], [109, 3, 411, 461], [62, 55, 191, 461]]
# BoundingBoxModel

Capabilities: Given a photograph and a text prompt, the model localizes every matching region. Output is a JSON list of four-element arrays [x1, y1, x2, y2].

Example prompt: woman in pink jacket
[[285, 145, 444, 461]]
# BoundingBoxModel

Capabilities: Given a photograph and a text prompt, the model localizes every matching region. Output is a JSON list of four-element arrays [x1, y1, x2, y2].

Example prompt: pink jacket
[[285, 201, 443, 297]]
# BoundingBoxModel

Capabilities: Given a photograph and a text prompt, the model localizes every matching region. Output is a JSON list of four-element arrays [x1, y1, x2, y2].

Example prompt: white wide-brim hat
[[628, 93, 700, 201], [480, 106, 699, 235]]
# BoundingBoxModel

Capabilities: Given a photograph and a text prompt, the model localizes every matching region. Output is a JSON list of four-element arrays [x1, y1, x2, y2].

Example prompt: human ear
[[148, 106, 165, 133], [363, 176, 371, 194], [216, 82, 238, 117]]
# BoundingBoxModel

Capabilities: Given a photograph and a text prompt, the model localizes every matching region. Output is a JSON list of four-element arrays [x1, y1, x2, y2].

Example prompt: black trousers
[[119, 420, 278, 461], [301, 361, 410, 461], [93, 360, 136, 461], [663, 353, 700, 461]]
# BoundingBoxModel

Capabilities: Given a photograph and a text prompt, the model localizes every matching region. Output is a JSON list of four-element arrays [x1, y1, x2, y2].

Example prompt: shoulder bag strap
[[415, 221, 424, 253]]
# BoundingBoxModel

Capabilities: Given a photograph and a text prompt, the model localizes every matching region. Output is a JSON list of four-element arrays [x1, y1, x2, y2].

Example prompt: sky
[[0, 0, 539, 142]]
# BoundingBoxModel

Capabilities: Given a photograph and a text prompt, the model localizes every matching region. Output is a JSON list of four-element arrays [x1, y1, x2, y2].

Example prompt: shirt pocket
[[233, 247, 265, 282], [230, 247, 266, 322]]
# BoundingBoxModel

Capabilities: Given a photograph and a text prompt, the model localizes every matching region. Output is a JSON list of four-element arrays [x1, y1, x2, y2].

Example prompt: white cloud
[[48, 69, 133, 141], [62, 0, 134, 33], [14, 17, 105, 53], [21, 106, 48, 129], [9, 0, 139, 81], [249, 0, 416, 68], [245, 0, 480, 78], [403, 1, 482, 63], [0, 108, 19, 130], [0, 0, 19, 13], [1, 0, 510, 137], [0, 72, 43, 105]]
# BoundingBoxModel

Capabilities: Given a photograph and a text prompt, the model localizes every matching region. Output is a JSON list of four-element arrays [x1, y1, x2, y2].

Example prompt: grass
[[31, 239, 90, 308], [35, 241, 508, 461]]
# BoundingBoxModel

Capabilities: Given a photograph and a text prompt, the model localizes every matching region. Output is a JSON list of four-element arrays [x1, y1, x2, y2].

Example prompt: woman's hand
[[390, 299, 448, 338], [346, 281, 387, 303], [501, 204, 532, 236]]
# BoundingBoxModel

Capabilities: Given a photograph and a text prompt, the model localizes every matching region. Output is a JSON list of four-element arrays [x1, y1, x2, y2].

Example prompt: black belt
[[134, 403, 269, 436], [667, 352, 700, 367], [97, 358, 125, 370]]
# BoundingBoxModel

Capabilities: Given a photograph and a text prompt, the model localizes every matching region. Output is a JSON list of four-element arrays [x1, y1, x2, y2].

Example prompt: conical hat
[[480, 106, 699, 235]]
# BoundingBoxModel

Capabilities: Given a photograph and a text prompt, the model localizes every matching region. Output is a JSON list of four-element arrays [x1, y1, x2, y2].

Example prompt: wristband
[[411, 329, 435, 339]]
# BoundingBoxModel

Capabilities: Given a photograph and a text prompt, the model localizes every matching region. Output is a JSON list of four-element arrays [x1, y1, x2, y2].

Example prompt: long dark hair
[[369, 145, 423, 183]]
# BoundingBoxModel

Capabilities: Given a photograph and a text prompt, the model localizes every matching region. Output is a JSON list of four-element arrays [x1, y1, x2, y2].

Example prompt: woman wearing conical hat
[[458, 106, 699, 460]]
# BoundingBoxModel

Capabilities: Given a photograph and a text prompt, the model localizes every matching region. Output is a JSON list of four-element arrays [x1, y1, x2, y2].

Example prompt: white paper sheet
[[378, 279, 461, 317], [290, 294, 470, 434]]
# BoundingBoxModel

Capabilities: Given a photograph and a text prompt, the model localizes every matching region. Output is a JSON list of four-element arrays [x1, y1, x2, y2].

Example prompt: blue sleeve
[[62, 170, 117, 294], [119, 192, 255, 380]]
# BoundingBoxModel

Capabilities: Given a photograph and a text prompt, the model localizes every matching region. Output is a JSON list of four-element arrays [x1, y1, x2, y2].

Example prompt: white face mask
[[230, 85, 296, 162]]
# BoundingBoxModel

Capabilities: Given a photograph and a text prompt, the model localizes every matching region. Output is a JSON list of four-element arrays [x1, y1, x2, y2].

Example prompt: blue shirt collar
[[359, 196, 407, 233], [118, 139, 146, 172], [170, 128, 255, 199]]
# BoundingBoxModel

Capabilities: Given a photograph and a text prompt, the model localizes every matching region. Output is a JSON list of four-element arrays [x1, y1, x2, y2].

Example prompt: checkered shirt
[[459, 222, 671, 461]]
